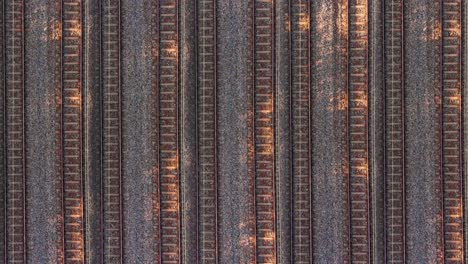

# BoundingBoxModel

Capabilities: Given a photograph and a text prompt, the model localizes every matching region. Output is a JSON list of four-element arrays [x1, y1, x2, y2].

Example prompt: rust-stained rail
[[0, 0, 466, 263], [348, 0, 370, 262], [384, 0, 406, 262], [254, 0, 276, 263], [290, 0, 311, 263], [442, 0, 464, 262], [62, 0, 84, 262], [5, 0, 26, 262], [101, 0, 123, 261], [159, 0, 181, 263], [0, 0, 5, 261], [197, 0, 218, 262]]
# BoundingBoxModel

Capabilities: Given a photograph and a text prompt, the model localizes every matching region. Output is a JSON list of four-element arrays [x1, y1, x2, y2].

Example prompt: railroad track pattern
[[348, 0, 370, 262], [254, 0, 276, 263], [159, 1, 181, 263], [442, 0, 464, 262], [102, 0, 123, 262], [62, 0, 84, 262], [0, 0, 5, 261], [0, 0, 467, 263], [290, 0, 311, 263], [273, 0, 290, 263], [464, 0, 468, 262], [384, 0, 406, 262], [5, 0, 26, 263], [197, 0, 217, 262]]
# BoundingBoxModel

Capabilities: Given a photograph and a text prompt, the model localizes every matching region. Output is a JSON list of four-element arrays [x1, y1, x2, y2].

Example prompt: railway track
[[197, 0, 217, 263], [0, 0, 5, 261], [441, 0, 464, 262], [159, 1, 181, 263], [1, 0, 468, 263], [101, 0, 123, 262], [254, 0, 276, 263], [5, 0, 26, 263], [384, 0, 406, 262], [62, 0, 84, 262], [273, 0, 291, 263], [348, 0, 370, 262], [290, 0, 311, 263], [368, 0, 385, 262], [464, 0, 468, 262]]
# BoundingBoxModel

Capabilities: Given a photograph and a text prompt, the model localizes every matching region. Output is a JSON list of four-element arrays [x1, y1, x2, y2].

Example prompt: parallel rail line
[[254, 0, 276, 263], [5, 0, 26, 262], [348, 0, 370, 263], [0, 1, 467, 263], [0, 0, 5, 260], [442, 0, 464, 262], [62, 0, 84, 262], [159, 1, 181, 263], [290, 1, 311, 263], [384, 0, 406, 262], [101, 0, 123, 262], [464, 0, 468, 261], [197, 0, 217, 263]]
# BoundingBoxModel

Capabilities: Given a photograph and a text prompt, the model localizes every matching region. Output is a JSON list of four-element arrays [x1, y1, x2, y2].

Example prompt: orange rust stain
[[239, 234, 250, 247], [249, 235, 256, 245], [355, 96, 368, 108], [68, 20, 82, 37], [328, 91, 348, 111], [425, 22, 441, 41], [166, 157, 179, 170], [446, 95, 462, 110], [48, 21, 62, 41], [166, 42, 178, 60], [339, 0, 349, 40], [68, 96, 82, 110], [263, 231, 275, 242], [299, 13, 310, 31], [432, 22, 442, 41], [451, 24, 461, 37]]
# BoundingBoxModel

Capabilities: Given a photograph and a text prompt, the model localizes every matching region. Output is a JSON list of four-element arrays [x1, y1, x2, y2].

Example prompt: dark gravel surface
[[405, 0, 444, 262], [310, 1, 349, 262], [121, 0, 158, 261], [217, 1, 256, 263], [25, 0, 63, 262]]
